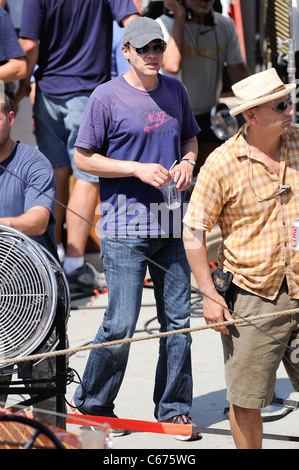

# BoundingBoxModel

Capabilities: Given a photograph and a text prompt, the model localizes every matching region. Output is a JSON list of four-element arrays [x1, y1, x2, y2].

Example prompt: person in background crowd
[[0, 5, 26, 104], [14, 0, 139, 294], [157, 0, 249, 170], [111, 21, 131, 78]]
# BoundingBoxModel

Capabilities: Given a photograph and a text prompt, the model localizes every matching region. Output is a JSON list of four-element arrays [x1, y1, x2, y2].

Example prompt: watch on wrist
[[181, 158, 196, 167]]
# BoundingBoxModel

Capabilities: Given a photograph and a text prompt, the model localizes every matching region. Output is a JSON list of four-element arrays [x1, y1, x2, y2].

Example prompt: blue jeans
[[33, 88, 98, 182], [74, 235, 193, 421]]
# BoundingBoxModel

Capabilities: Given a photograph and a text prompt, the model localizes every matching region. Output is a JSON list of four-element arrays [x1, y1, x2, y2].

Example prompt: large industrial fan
[[0, 225, 70, 427]]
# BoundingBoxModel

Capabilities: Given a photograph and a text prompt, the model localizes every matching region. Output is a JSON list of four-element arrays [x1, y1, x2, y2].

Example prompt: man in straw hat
[[183, 68, 299, 448]]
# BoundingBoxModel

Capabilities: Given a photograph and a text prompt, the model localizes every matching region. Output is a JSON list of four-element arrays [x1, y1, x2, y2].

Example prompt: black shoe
[[66, 262, 106, 294], [164, 414, 202, 441]]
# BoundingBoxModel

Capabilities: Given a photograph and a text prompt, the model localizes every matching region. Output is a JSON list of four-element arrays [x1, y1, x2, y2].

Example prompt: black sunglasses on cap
[[133, 42, 167, 55], [261, 96, 292, 113]]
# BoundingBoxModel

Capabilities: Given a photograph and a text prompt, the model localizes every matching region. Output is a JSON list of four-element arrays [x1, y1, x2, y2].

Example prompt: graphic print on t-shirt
[[140, 109, 173, 133]]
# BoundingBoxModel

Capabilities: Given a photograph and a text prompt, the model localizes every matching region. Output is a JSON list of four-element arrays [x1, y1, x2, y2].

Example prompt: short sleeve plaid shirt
[[183, 124, 299, 300]]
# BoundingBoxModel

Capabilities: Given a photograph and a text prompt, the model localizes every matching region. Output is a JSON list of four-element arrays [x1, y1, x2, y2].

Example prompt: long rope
[[0, 163, 297, 355], [1, 307, 298, 365]]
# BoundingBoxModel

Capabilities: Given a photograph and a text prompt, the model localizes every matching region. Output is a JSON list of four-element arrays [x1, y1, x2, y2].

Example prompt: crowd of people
[[1, 0, 299, 449]]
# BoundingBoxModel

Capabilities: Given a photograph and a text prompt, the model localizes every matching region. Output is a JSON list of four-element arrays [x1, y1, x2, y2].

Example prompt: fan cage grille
[[0, 228, 58, 368]]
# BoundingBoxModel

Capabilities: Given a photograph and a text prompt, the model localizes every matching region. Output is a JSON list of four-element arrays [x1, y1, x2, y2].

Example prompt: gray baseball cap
[[122, 17, 165, 48]]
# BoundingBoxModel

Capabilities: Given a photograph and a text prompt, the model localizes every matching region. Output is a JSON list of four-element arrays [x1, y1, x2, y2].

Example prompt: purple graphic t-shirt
[[75, 74, 200, 236]]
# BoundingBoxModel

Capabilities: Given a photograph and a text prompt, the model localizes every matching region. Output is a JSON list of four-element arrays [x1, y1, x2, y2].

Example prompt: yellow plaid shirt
[[183, 124, 299, 300]]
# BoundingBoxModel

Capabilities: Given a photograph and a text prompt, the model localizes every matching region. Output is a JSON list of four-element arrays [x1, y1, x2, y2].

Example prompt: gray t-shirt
[[156, 12, 244, 115], [0, 141, 57, 260]]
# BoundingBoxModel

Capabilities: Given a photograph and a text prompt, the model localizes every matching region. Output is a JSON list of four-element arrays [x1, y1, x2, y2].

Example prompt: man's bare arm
[[183, 225, 233, 334]]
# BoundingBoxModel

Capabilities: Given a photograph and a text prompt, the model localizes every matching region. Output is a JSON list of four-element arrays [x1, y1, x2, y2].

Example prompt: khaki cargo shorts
[[221, 280, 299, 409]]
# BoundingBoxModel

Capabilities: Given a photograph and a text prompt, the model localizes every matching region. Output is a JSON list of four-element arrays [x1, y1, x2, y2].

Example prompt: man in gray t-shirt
[[157, 0, 249, 169]]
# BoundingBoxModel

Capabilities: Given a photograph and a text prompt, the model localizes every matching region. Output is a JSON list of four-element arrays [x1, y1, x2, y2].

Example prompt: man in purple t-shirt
[[73, 17, 202, 442], [14, 0, 139, 294]]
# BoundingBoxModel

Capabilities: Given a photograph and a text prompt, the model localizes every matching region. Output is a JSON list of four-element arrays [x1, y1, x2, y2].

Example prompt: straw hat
[[230, 68, 296, 116]]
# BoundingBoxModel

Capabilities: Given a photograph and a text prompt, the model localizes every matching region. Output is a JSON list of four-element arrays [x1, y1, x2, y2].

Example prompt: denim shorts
[[221, 280, 299, 409], [33, 88, 98, 183]]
